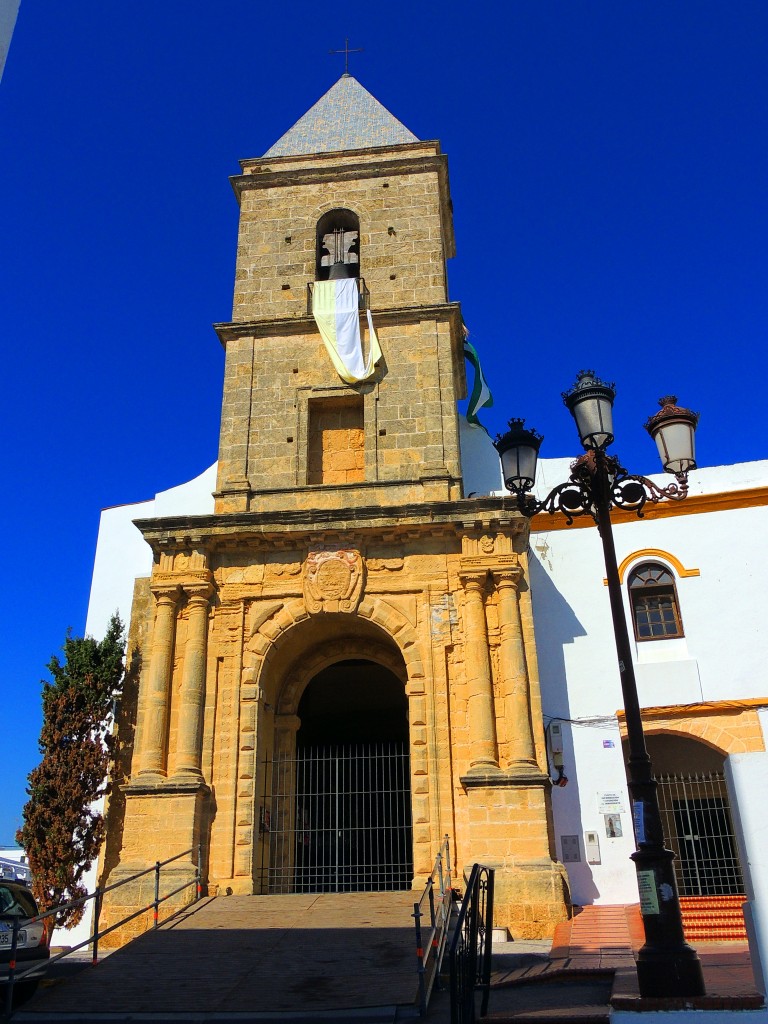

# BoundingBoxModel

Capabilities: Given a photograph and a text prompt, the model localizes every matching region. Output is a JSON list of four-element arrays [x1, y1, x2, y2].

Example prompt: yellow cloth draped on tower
[[311, 279, 382, 384]]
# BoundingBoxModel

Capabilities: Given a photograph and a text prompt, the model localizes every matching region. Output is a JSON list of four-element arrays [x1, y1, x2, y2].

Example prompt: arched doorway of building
[[624, 733, 744, 897], [263, 659, 413, 895]]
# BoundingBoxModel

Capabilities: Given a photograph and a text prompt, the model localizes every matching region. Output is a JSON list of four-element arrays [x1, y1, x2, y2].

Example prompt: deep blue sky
[[2, 2, 767, 843]]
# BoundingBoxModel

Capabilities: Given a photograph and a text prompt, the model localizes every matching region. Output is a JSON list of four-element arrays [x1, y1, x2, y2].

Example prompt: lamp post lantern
[[495, 371, 705, 999]]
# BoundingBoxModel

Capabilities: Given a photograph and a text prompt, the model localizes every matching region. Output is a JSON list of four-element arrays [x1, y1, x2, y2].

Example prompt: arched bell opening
[[316, 208, 360, 281]]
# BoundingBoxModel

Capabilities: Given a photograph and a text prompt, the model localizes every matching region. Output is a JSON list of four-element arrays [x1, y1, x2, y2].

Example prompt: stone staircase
[[679, 894, 748, 942], [15, 892, 424, 1023]]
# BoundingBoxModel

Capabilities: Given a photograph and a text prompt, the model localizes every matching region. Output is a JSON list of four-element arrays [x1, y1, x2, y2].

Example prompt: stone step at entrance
[[679, 894, 748, 942], [16, 892, 424, 1023]]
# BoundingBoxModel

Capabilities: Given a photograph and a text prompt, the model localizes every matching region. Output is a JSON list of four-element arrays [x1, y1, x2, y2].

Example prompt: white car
[[0, 881, 49, 970]]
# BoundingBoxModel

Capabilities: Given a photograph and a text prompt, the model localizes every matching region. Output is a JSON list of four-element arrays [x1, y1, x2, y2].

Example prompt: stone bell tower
[[215, 72, 463, 515], [100, 75, 569, 941]]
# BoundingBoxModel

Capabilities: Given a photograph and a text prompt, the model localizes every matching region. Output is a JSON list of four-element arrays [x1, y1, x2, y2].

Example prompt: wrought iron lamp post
[[494, 370, 705, 998]]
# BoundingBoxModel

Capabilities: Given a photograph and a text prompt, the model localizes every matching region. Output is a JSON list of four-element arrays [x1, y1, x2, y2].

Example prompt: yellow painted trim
[[616, 697, 768, 720], [530, 484, 768, 533], [607, 549, 701, 585]]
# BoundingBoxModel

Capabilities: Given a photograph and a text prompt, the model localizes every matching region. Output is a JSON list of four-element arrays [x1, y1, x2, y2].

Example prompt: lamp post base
[[631, 846, 706, 997], [636, 945, 706, 998]]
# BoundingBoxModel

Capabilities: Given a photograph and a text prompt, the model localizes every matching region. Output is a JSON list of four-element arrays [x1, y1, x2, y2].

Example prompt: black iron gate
[[259, 742, 413, 894], [656, 770, 744, 896]]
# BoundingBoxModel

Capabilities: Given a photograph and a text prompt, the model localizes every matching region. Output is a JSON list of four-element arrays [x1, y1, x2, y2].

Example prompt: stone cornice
[[230, 151, 447, 194], [134, 495, 526, 553], [213, 301, 463, 347]]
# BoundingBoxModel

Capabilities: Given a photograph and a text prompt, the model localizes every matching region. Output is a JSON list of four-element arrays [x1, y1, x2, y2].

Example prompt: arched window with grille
[[315, 209, 360, 281], [628, 562, 684, 641]]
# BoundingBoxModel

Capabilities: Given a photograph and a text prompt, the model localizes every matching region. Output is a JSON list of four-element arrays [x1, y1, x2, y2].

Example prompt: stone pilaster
[[494, 568, 543, 778], [174, 583, 214, 779], [459, 570, 500, 775], [135, 585, 181, 778]]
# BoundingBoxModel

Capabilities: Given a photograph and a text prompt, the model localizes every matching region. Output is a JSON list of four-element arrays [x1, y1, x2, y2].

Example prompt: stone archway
[[244, 604, 425, 895], [623, 732, 745, 898]]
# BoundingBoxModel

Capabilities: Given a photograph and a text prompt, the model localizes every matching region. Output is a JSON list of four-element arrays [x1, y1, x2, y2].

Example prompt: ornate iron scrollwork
[[516, 450, 690, 524]]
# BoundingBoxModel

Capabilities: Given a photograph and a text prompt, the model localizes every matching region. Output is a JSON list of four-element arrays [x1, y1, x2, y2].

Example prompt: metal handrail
[[448, 863, 495, 1024], [2, 845, 202, 1019], [413, 834, 453, 1016]]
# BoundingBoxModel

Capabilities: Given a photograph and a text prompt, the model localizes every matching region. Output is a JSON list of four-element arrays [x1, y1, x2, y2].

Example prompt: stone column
[[174, 584, 213, 778], [494, 568, 540, 775], [460, 571, 500, 773], [135, 586, 180, 777]]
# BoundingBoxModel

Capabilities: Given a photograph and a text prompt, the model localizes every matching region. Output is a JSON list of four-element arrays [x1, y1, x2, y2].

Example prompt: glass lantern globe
[[494, 419, 543, 494], [562, 370, 616, 450], [645, 396, 699, 477]]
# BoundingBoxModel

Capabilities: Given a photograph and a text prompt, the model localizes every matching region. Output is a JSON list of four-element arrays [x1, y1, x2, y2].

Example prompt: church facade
[[96, 76, 569, 941], [87, 74, 768, 956]]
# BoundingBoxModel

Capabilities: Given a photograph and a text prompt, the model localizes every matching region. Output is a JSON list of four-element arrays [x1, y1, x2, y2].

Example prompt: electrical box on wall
[[585, 830, 601, 864], [561, 834, 581, 863], [550, 722, 564, 753]]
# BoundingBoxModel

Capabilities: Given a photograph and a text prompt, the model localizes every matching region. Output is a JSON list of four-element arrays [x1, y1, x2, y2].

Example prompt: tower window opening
[[316, 209, 360, 281], [307, 395, 364, 485], [628, 562, 684, 641]]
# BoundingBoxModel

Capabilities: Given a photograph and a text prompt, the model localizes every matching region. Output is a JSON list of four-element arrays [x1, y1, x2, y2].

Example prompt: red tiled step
[[679, 894, 747, 942]]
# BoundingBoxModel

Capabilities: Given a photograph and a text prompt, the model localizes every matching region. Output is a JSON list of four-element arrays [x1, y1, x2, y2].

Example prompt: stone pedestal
[[462, 778, 570, 939], [99, 779, 210, 947]]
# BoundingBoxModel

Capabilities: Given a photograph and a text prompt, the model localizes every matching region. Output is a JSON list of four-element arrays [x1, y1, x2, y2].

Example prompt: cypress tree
[[17, 615, 125, 927]]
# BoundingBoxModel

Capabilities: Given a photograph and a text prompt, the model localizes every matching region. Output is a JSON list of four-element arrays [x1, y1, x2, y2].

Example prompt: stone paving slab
[[16, 893, 422, 1020]]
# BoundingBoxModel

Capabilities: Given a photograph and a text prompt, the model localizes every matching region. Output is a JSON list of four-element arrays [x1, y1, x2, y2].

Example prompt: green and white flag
[[463, 333, 493, 427]]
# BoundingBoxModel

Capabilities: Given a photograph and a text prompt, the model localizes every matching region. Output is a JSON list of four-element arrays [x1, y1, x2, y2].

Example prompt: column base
[[461, 763, 503, 786], [505, 761, 549, 783]]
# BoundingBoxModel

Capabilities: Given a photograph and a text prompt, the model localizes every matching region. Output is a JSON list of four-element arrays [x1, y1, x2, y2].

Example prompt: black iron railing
[[2, 845, 201, 1019], [412, 835, 453, 1016], [448, 863, 494, 1024]]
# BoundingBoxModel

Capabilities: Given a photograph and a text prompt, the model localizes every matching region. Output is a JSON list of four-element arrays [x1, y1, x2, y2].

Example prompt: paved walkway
[[485, 904, 763, 1020], [14, 898, 764, 1022], [17, 892, 422, 1022]]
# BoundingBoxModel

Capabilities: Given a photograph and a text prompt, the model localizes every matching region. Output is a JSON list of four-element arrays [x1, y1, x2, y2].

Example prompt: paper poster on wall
[[597, 791, 626, 814], [604, 813, 622, 838], [637, 870, 660, 915]]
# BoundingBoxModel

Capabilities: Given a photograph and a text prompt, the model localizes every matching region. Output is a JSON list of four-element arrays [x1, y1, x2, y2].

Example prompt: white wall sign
[[597, 791, 626, 814]]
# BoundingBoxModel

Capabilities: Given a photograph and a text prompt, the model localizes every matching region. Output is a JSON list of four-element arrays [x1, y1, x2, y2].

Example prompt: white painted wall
[[458, 416, 503, 496], [62, 463, 217, 949], [528, 458, 768, 906]]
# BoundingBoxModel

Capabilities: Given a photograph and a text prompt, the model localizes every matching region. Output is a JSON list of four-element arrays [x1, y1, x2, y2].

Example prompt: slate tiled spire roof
[[264, 74, 419, 157]]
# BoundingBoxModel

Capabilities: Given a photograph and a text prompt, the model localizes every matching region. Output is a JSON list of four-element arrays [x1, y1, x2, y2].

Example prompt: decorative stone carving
[[302, 549, 364, 614], [267, 560, 301, 578], [367, 557, 404, 572]]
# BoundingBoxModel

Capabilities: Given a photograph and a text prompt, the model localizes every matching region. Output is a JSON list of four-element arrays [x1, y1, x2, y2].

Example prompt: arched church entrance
[[260, 658, 413, 895]]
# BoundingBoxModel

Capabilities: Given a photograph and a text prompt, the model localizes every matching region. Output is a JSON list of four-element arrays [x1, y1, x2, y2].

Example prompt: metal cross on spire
[[329, 38, 363, 75]]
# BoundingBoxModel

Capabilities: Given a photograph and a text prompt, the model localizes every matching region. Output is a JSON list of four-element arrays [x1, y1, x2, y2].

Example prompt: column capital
[[185, 581, 215, 604], [459, 568, 489, 591], [151, 584, 182, 604], [493, 566, 524, 589]]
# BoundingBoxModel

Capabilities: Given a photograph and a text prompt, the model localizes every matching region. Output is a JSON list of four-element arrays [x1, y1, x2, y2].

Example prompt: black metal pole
[[591, 449, 705, 997]]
